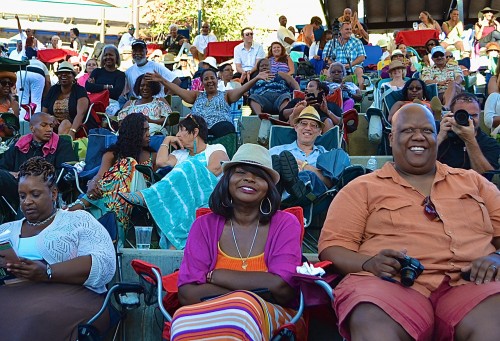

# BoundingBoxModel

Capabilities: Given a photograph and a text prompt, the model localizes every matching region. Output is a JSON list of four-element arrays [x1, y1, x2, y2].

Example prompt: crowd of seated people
[[1, 9, 500, 341]]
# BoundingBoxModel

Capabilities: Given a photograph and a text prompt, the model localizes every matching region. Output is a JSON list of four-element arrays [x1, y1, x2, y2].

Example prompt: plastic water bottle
[[413, 22, 418, 31], [74, 161, 86, 174], [366, 156, 378, 171]]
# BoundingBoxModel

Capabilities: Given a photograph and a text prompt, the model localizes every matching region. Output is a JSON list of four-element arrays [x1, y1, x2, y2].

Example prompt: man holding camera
[[438, 93, 499, 174], [319, 103, 500, 341]]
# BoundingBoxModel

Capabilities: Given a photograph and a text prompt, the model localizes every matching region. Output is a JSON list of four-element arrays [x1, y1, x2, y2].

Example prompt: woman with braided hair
[[67, 113, 156, 243], [0, 157, 115, 341]]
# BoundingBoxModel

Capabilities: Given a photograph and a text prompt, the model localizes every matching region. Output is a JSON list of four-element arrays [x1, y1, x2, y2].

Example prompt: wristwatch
[[46, 263, 53, 280], [70, 128, 77, 134]]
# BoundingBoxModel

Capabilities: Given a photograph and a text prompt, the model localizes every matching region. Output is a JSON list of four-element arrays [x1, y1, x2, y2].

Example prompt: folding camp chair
[[130, 206, 306, 341], [78, 212, 145, 341]]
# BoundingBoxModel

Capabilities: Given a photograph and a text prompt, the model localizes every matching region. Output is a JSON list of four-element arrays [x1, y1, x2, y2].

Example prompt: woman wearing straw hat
[[170, 143, 306, 340], [475, 7, 500, 47], [42, 61, 95, 139]]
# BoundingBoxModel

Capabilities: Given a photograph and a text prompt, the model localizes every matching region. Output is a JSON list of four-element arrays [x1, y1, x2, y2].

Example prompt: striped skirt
[[170, 290, 306, 341]]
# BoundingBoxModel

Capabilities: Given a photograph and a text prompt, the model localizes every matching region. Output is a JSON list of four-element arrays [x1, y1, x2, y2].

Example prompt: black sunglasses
[[0, 80, 13, 87], [244, 32, 253, 36], [423, 196, 441, 222]]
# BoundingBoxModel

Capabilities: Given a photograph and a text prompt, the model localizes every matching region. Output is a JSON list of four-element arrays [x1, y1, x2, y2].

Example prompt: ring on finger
[[489, 264, 497, 271]]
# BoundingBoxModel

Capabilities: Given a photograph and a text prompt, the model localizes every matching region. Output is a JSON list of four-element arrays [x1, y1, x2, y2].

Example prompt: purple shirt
[[177, 210, 302, 289]]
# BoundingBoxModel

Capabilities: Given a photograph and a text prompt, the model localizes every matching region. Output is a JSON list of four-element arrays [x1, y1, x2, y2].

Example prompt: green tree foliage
[[143, 0, 251, 42]]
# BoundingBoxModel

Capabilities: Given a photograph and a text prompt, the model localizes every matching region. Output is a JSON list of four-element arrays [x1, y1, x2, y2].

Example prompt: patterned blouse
[[119, 98, 172, 134], [420, 64, 463, 93], [191, 91, 231, 129]]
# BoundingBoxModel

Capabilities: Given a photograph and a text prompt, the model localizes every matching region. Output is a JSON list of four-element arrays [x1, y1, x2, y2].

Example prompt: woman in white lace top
[[0, 157, 116, 341]]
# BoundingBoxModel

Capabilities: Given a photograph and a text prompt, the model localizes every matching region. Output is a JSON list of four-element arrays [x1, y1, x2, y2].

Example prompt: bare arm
[[206, 150, 229, 176], [284, 36, 295, 45], [351, 55, 366, 67], [69, 96, 90, 139], [178, 269, 295, 306], [287, 56, 295, 75], [487, 76, 498, 94], [15, 15, 22, 34], [319, 246, 405, 279], [235, 63, 244, 74], [278, 71, 300, 90], [442, 22, 451, 35], [156, 136, 182, 168], [145, 72, 198, 104], [225, 71, 270, 104], [7, 255, 92, 285]]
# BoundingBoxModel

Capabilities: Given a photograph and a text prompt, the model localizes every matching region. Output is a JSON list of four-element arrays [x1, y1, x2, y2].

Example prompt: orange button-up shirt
[[319, 162, 500, 297]]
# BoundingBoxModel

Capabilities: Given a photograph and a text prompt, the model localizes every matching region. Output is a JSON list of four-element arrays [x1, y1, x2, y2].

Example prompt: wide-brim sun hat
[[200, 56, 217, 70], [486, 42, 500, 52], [0, 71, 16, 83], [162, 53, 176, 64], [391, 49, 404, 57], [388, 60, 406, 72], [480, 7, 499, 14], [56, 61, 77, 76], [293, 105, 324, 128], [222, 143, 280, 184]]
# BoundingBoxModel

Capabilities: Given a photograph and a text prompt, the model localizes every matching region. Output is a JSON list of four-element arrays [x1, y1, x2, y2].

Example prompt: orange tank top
[[215, 243, 268, 272]]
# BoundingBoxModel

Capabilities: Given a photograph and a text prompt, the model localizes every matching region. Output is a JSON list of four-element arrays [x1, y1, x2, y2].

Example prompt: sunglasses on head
[[0, 80, 13, 87], [186, 114, 199, 127]]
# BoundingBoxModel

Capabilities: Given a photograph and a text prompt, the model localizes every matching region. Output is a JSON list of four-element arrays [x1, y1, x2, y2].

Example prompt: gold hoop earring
[[260, 197, 272, 215]]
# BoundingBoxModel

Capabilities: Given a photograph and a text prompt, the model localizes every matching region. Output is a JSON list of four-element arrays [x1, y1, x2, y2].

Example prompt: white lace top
[[0, 210, 116, 293]]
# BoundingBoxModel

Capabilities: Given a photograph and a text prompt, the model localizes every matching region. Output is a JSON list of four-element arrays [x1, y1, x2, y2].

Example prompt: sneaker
[[279, 151, 308, 200], [271, 154, 281, 174]]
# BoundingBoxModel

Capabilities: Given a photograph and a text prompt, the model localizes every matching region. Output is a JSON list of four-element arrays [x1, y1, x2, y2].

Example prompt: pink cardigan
[[177, 211, 303, 289]]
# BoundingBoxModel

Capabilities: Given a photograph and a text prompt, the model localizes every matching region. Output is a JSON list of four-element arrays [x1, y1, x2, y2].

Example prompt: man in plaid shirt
[[323, 22, 366, 89]]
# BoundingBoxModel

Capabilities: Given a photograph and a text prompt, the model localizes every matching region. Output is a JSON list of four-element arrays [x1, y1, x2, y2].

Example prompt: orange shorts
[[333, 274, 500, 341]]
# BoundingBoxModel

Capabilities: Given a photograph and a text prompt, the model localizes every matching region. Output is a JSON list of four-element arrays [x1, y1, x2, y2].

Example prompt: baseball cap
[[431, 46, 446, 57]]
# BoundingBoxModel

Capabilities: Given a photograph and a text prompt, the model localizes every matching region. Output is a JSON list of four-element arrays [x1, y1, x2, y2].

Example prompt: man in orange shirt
[[319, 103, 500, 341]]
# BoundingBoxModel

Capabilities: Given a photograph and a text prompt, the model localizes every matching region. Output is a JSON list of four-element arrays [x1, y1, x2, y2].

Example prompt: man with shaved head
[[0, 112, 76, 215], [319, 104, 500, 341]]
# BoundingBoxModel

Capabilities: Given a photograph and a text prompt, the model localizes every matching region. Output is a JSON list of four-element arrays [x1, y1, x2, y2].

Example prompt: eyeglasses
[[432, 54, 445, 59], [186, 114, 199, 127], [0, 80, 13, 87], [244, 32, 253, 36], [298, 120, 320, 129], [445, 55, 454, 59], [423, 196, 441, 222]]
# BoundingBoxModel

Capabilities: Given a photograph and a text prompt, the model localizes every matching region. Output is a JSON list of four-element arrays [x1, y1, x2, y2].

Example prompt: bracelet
[[206, 270, 213, 283], [160, 143, 169, 148], [361, 256, 374, 271], [70, 128, 77, 133], [67, 198, 87, 210], [46, 263, 53, 280]]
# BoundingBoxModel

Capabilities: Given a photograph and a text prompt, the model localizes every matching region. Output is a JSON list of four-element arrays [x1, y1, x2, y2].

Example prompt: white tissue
[[296, 262, 326, 277]]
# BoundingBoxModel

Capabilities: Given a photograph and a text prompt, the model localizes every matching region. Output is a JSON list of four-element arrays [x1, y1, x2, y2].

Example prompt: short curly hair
[[18, 156, 56, 188]]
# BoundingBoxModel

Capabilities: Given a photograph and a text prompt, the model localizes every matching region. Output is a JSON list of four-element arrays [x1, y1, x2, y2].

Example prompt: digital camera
[[397, 255, 424, 287], [454, 109, 471, 127]]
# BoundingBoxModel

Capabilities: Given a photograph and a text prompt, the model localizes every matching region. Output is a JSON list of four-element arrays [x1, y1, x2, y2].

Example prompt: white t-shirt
[[171, 144, 226, 166], [277, 26, 295, 53], [118, 32, 134, 53], [9, 49, 24, 61], [192, 33, 217, 54], [125, 61, 178, 97]]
